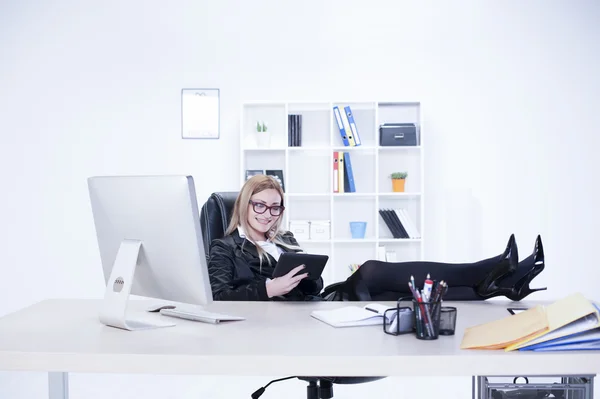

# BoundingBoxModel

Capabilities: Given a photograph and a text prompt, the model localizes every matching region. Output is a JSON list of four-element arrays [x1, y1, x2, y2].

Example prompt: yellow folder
[[460, 305, 549, 350], [504, 292, 599, 351]]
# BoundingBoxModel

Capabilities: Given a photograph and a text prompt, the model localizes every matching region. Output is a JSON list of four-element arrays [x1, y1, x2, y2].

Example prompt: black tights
[[343, 251, 506, 301]]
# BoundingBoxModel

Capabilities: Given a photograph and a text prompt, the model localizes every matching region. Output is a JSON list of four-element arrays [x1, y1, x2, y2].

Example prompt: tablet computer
[[272, 252, 329, 281]]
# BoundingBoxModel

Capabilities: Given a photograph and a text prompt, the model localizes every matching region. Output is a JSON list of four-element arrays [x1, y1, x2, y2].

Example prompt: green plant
[[256, 121, 268, 132], [390, 172, 408, 179]]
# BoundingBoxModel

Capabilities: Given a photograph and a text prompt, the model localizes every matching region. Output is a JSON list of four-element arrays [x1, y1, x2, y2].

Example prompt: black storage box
[[379, 123, 418, 146]]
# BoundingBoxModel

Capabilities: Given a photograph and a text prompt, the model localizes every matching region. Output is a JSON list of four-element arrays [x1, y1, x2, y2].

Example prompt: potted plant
[[255, 120, 271, 148], [390, 172, 408, 192]]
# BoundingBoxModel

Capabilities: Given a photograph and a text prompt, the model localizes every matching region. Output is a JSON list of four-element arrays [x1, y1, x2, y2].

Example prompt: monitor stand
[[99, 239, 175, 331]]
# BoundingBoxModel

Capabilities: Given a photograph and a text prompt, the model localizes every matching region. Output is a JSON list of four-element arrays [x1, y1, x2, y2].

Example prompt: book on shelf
[[288, 114, 302, 147], [379, 208, 420, 239]]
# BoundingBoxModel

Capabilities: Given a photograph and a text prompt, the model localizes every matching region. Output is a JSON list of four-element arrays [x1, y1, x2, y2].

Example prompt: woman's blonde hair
[[225, 174, 300, 265]]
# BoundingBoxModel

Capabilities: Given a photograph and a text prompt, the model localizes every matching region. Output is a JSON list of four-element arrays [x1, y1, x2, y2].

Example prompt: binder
[[339, 107, 356, 146], [333, 106, 350, 146], [343, 152, 356, 192], [338, 151, 345, 193], [388, 209, 409, 238], [333, 152, 339, 193], [344, 106, 362, 146]]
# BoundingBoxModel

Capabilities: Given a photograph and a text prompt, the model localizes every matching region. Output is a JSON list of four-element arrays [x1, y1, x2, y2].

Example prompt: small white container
[[310, 220, 330, 240], [289, 220, 311, 241]]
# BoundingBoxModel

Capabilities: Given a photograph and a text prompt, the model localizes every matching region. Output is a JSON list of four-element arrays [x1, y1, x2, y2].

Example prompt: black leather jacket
[[207, 229, 324, 301]]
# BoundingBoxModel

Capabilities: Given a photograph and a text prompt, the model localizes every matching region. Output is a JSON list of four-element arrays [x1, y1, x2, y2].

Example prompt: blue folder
[[518, 303, 600, 351]]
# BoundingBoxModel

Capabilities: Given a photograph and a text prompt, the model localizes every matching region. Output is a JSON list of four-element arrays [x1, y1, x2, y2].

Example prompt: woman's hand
[[266, 265, 308, 298]]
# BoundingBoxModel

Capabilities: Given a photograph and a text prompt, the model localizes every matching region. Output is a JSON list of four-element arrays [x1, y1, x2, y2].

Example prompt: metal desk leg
[[48, 372, 69, 399]]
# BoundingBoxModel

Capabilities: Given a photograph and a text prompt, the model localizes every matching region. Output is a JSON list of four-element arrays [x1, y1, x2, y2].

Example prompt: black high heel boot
[[475, 234, 519, 298], [505, 235, 546, 301]]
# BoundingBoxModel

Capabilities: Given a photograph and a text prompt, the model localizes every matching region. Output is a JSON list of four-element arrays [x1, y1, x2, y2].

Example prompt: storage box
[[379, 123, 418, 146], [289, 220, 310, 241], [310, 220, 330, 240]]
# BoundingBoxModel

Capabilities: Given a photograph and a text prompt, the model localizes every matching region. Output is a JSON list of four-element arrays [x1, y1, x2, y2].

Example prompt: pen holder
[[439, 306, 457, 335], [412, 299, 442, 340], [382, 300, 414, 336]]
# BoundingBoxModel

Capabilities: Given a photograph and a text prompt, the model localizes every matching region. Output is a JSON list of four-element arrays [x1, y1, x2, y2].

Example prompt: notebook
[[311, 303, 395, 328]]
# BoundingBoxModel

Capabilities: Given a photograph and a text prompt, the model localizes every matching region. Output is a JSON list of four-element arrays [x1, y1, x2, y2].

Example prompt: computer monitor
[[88, 175, 213, 331]]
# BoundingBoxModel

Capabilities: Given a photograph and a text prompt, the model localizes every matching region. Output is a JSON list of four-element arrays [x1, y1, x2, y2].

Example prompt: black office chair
[[199, 192, 385, 399]]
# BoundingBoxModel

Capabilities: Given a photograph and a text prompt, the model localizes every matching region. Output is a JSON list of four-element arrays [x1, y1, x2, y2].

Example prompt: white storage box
[[289, 220, 311, 241], [310, 220, 330, 240]]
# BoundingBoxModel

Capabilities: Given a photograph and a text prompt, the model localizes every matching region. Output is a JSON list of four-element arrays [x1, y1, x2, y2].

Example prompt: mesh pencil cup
[[412, 299, 442, 340], [439, 306, 457, 335]]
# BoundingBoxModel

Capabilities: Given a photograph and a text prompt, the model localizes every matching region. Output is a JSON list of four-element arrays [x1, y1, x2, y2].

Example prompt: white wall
[[1, 0, 600, 397]]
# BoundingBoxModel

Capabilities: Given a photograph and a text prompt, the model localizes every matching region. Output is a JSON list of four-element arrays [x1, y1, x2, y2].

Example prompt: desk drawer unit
[[474, 375, 595, 399]]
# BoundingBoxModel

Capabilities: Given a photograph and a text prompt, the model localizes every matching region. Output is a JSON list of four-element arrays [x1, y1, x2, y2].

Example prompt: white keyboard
[[159, 308, 245, 324]]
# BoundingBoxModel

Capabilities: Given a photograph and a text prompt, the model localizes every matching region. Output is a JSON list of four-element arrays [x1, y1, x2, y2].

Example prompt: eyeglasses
[[248, 200, 285, 216]]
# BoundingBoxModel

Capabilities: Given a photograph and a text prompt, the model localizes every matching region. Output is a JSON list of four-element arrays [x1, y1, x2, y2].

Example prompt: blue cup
[[349, 221, 367, 239]]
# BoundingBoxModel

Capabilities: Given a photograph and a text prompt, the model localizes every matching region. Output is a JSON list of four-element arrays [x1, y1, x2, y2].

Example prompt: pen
[[416, 290, 434, 337], [408, 282, 422, 336], [423, 274, 433, 302]]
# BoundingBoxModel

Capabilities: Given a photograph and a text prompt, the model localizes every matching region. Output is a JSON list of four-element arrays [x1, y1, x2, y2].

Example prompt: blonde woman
[[207, 176, 547, 302], [207, 175, 321, 301]]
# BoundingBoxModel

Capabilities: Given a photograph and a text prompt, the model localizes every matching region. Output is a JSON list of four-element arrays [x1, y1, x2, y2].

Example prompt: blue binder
[[344, 106, 362, 146], [519, 303, 600, 351], [333, 106, 350, 146], [343, 152, 356, 192]]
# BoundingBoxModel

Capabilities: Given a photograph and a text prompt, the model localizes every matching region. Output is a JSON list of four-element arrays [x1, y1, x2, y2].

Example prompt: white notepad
[[311, 303, 395, 328]]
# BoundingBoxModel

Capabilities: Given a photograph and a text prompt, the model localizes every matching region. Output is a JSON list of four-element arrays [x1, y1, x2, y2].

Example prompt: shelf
[[378, 238, 422, 243], [241, 100, 425, 284], [332, 146, 376, 151], [285, 193, 330, 198], [287, 147, 329, 152], [333, 193, 377, 198], [244, 147, 287, 151], [378, 192, 422, 197], [378, 146, 422, 151]]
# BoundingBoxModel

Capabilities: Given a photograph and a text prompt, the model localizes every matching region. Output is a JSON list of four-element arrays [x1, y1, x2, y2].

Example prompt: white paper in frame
[[181, 88, 220, 139]]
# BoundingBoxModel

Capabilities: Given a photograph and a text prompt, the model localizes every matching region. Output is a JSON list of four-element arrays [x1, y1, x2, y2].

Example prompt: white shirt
[[237, 225, 284, 261]]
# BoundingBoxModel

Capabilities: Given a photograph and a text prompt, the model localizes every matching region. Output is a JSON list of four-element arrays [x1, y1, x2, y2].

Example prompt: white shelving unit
[[240, 101, 424, 288]]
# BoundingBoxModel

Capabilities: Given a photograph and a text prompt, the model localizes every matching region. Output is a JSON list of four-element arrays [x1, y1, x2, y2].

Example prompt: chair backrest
[[199, 192, 239, 262]]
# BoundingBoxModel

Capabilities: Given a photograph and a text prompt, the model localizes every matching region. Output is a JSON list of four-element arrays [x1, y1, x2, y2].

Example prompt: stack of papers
[[311, 303, 395, 328], [460, 292, 600, 351]]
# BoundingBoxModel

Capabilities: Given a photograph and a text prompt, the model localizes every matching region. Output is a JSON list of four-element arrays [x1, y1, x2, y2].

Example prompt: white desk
[[0, 298, 598, 398]]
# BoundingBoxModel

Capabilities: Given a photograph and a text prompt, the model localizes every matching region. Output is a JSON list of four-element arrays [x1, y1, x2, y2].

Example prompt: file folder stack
[[460, 293, 600, 352], [333, 105, 362, 147]]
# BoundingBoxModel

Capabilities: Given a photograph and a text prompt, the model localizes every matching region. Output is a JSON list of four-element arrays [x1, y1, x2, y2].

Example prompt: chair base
[[306, 379, 333, 399], [301, 377, 385, 398]]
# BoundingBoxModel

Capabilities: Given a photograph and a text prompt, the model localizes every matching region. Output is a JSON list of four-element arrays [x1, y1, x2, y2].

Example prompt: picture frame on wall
[[181, 88, 220, 139]]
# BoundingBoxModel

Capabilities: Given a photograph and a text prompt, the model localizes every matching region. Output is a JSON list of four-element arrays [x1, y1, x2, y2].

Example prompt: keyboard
[[159, 307, 245, 324]]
